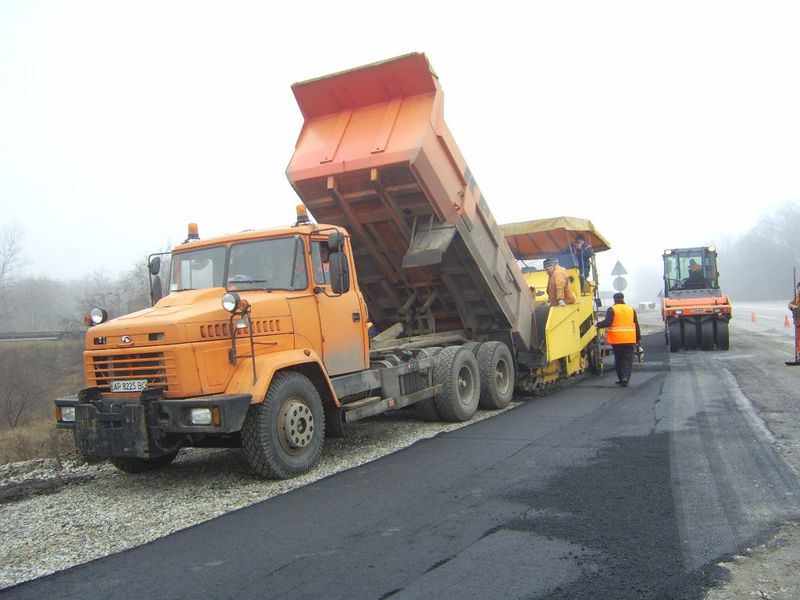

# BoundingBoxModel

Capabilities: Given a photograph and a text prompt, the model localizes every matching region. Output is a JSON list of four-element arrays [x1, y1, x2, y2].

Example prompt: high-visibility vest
[[606, 304, 637, 344]]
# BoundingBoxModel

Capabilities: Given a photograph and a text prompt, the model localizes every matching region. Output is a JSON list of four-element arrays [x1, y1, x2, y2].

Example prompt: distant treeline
[[721, 200, 800, 301], [0, 261, 151, 333]]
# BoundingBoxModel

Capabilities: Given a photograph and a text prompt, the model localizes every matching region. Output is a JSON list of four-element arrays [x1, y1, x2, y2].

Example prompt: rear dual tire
[[476, 341, 514, 410], [433, 346, 480, 422]]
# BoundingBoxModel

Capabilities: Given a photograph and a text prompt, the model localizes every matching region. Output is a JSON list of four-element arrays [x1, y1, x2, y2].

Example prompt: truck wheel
[[477, 341, 514, 409], [683, 320, 698, 350], [668, 321, 682, 353], [110, 450, 178, 474], [462, 341, 482, 356], [413, 347, 443, 421], [700, 320, 715, 350], [715, 320, 730, 350], [433, 346, 480, 422], [242, 371, 325, 479]]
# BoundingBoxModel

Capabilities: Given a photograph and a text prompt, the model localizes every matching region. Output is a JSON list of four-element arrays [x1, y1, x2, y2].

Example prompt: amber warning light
[[295, 205, 310, 225], [187, 223, 200, 241]]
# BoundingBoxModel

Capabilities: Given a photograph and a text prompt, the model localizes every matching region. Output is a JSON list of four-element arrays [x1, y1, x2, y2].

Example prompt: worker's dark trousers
[[612, 343, 635, 383]]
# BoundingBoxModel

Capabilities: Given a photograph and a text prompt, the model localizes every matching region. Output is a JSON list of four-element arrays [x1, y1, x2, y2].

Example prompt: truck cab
[[663, 246, 722, 295], [56, 213, 370, 477]]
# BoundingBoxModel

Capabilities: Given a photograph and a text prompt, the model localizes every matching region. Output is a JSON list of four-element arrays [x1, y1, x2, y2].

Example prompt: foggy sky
[[2, 0, 799, 303]]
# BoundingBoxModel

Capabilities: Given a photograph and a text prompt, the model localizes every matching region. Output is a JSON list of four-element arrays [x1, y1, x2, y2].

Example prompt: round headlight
[[222, 292, 240, 313], [89, 307, 109, 325]]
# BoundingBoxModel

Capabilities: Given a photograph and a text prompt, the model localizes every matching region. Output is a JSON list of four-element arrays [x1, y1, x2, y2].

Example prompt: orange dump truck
[[56, 54, 599, 478]]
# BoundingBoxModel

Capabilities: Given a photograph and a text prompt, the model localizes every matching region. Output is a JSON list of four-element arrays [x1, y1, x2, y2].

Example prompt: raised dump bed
[[286, 53, 534, 352]]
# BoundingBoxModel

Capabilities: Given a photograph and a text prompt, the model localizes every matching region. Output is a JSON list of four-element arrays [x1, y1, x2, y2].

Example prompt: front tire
[[715, 319, 730, 350], [683, 319, 698, 350], [242, 371, 325, 479], [700, 319, 715, 350], [668, 321, 682, 353]]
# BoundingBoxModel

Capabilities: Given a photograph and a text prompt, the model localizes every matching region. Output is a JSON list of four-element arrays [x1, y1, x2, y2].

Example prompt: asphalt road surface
[[4, 317, 800, 600]]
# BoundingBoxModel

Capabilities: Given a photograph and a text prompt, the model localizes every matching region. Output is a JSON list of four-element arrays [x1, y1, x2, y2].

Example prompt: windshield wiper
[[226, 279, 276, 291]]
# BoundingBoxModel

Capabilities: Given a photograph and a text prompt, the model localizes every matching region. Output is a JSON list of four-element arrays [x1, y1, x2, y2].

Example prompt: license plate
[[111, 379, 148, 393]]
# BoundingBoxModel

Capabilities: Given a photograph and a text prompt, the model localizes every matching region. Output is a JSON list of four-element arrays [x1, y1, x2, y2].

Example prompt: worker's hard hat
[[543, 258, 558, 268]]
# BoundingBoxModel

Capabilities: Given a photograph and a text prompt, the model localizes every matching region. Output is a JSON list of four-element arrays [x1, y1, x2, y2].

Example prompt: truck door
[[311, 239, 368, 375]]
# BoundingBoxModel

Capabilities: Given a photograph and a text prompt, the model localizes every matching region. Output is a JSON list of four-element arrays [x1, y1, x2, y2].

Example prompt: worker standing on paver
[[544, 258, 575, 307], [596, 292, 641, 386]]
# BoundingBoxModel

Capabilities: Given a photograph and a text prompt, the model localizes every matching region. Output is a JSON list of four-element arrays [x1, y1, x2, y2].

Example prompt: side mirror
[[328, 252, 350, 294], [328, 231, 345, 253], [149, 256, 161, 276], [151, 276, 163, 305]]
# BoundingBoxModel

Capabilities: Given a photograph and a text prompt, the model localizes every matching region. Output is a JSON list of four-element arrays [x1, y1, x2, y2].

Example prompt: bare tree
[[0, 345, 59, 429], [76, 256, 152, 320], [0, 226, 25, 318]]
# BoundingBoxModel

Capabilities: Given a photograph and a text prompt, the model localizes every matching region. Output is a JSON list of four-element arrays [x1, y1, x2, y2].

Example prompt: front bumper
[[55, 388, 252, 458]]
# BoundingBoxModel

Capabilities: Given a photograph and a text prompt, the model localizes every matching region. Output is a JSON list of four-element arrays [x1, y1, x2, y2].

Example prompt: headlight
[[222, 292, 241, 313], [88, 307, 109, 325], [59, 406, 76, 423], [189, 408, 212, 425], [675, 309, 683, 315]]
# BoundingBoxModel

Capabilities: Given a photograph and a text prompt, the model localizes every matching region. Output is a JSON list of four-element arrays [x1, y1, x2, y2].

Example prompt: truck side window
[[311, 240, 331, 285]]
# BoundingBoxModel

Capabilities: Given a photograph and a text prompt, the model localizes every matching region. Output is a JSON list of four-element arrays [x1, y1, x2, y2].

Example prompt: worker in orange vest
[[789, 282, 800, 361], [596, 292, 641, 387]]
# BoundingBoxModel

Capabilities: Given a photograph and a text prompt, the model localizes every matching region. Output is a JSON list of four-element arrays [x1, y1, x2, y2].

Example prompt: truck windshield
[[169, 237, 309, 292], [170, 247, 227, 291], [227, 237, 308, 291]]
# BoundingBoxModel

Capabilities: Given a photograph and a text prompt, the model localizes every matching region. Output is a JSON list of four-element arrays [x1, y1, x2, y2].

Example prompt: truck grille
[[200, 319, 282, 339], [89, 351, 176, 393]]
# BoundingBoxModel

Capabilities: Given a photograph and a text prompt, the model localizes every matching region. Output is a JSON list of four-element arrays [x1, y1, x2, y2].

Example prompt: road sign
[[611, 261, 628, 276], [613, 277, 627, 291]]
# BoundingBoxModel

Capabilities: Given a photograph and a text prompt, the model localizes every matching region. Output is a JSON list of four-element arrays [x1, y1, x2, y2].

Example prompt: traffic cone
[[786, 315, 792, 328], [751, 312, 757, 323]]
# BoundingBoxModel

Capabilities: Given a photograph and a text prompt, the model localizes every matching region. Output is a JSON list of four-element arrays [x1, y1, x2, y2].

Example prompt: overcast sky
[[2, 1, 799, 301]]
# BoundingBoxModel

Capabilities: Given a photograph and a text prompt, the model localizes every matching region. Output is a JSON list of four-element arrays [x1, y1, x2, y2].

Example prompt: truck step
[[342, 396, 383, 411]]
